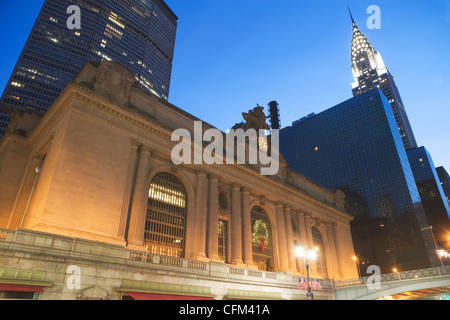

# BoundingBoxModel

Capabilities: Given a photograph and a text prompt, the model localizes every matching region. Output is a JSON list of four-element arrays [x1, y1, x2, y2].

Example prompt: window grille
[[218, 220, 228, 262], [312, 226, 328, 278], [144, 173, 187, 258]]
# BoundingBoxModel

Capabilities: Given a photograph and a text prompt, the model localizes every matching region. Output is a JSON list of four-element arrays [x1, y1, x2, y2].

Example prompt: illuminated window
[[11, 82, 24, 88], [104, 24, 123, 39], [312, 227, 328, 278], [108, 15, 125, 29], [251, 206, 274, 271], [218, 220, 228, 262], [144, 173, 187, 258]]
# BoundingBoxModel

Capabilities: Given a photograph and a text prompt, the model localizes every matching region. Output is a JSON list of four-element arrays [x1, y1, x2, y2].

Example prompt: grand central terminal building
[[0, 61, 358, 300]]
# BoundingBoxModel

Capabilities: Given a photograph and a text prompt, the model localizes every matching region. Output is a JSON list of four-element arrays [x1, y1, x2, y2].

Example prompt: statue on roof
[[232, 104, 270, 131]]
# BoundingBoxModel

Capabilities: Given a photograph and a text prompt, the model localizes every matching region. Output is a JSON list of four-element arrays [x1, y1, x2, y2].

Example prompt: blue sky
[[0, 0, 449, 171]]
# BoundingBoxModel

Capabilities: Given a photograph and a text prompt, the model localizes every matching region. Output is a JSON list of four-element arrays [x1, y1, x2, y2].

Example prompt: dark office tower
[[349, 13, 417, 151], [280, 90, 440, 272], [407, 148, 450, 248], [268, 101, 281, 130], [0, 0, 177, 138], [436, 167, 450, 202]]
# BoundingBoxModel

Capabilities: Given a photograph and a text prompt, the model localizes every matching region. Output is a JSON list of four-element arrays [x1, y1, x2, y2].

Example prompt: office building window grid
[[1, 0, 177, 137], [280, 90, 433, 271]]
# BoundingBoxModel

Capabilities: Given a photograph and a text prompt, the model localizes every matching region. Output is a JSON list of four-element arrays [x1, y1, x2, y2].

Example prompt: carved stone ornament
[[232, 104, 270, 131], [218, 185, 231, 216], [4, 107, 42, 136], [334, 190, 346, 211], [76, 285, 110, 300], [93, 61, 136, 104]]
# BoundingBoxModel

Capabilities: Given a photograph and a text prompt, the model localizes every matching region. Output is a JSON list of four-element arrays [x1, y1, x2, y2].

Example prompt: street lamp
[[19, 167, 41, 229], [296, 246, 317, 300], [437, 249, 450, 259]]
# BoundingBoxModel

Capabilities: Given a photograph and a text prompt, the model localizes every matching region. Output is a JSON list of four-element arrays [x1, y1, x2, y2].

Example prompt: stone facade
[[0, 228, 336, 300], [0, 61, 358, 300]]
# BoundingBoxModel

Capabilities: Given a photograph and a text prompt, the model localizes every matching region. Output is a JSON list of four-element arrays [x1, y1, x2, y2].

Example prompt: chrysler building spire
[[349, 13, 417, 151], [347, 5, 356, 26]]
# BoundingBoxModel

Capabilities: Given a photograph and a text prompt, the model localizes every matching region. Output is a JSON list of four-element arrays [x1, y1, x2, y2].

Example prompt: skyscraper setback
[[349, 12, 417, 151], [0, 0, 177, 138]]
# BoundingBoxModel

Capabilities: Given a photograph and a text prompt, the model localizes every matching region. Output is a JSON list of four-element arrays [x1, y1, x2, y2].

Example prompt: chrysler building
[[349, 11, 417, 150]]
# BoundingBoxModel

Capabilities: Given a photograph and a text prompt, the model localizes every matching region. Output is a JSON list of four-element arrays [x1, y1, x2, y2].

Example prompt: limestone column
[[332, 223, 344, 279], [119, 141, 140, 240], [127, 146, 152, 247], [304, 212, 318, 275], [284, 205, 296, 272], [207, 174, 219, 261], [326, 222, 340, 279], [241, 187, 253, 266], [230, 184, 243, 264], [191, 171, 208, 260], [296, 211, 308, 274], [276, 203, 288, 272]]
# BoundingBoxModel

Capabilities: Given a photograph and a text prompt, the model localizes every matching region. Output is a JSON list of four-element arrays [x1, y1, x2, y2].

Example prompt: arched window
[[251, 206, 274, 271], [144, 173, 187, 258], [312, 227, 328, 278]]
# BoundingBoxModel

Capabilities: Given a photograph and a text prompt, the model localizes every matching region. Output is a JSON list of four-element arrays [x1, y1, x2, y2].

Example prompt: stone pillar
[[127, 146, 152, 247], [230, 184, 243, 264], [191, 171, 208, 260], [284, 205, 296, 272], [296, 212, 307, 274], [304, 212, 318, 275], [118, 141, 140, 240], [276, 203, 288, 272], [207, 174, 219, 261], [326, 222, 340, 279], [332, 223, 344, 279], [241, 187, 253, 266]]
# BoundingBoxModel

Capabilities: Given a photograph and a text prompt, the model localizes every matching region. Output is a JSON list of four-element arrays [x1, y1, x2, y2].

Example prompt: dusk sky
[[0, 0, 449, 171]]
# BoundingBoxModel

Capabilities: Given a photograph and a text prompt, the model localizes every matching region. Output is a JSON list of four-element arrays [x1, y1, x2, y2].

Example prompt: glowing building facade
[[0, 61, 358, 300]]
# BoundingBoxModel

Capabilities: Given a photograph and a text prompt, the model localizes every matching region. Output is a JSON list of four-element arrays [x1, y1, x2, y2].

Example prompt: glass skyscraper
[[0, 0, 177, 138], [280, 90, 440, 273], [349, 12, 417, 151], [436, 167, 450, 203], [407, 147, 450, 248]]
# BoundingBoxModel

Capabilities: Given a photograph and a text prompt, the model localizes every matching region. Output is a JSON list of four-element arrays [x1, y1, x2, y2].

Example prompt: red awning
[[127, 292, 215, 300], [0, 283, 44, 293]]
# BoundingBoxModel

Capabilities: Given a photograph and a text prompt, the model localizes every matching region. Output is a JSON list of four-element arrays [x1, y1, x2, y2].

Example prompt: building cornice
[[19, 73, 352, 225]]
